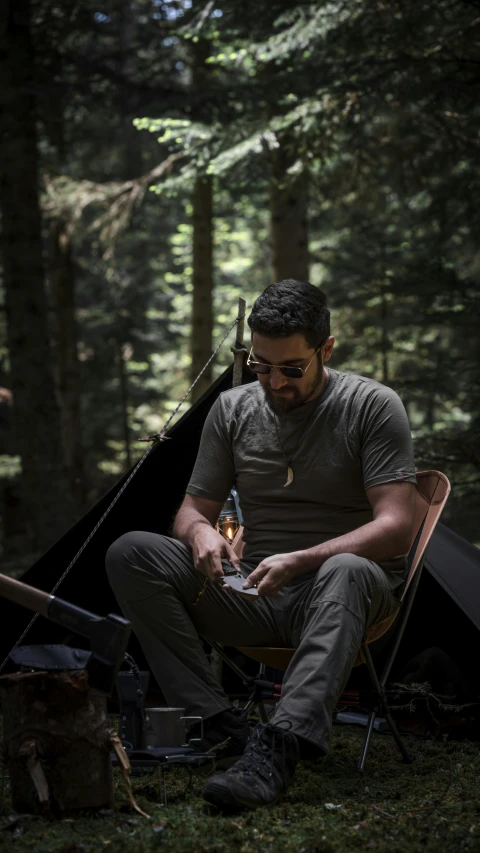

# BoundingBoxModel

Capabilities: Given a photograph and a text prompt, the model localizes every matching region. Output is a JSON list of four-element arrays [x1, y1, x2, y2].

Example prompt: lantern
[[216, 489, 242, 542]]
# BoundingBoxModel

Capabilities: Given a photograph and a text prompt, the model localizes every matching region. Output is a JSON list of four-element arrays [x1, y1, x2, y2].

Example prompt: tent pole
[[231, 297, 247, 387]]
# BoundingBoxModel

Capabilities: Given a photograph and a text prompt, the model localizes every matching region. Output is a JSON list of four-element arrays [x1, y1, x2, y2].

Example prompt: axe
[[0, 572, 130, 695]]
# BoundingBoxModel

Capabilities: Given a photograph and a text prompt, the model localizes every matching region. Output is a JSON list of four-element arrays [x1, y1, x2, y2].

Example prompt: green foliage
[[1, 0, 479, 545], [134, 118, 214, 155], [0, 456, 21, 479]]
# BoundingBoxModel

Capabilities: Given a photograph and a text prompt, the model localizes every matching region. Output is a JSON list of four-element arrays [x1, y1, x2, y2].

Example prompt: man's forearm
[[290, 517, 411, 576], [172, 507, 212, 548]]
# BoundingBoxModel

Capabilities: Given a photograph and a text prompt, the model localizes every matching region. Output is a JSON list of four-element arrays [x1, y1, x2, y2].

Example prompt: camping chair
[[210, 470, 451, 773]]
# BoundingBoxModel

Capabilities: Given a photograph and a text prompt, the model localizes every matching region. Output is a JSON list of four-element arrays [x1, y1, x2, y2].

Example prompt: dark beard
[[263, 360, 325, 415], [264, 386, 299, 415]]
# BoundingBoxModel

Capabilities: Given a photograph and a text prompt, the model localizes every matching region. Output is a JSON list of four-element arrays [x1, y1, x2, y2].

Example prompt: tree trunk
[[270, 145, 309, 282], [190, 178, 214, 402], [118, 0, 142, 179], [116, 341, 133, 469], [190, 36, 214, 404], [50, 222, 86, 508], [0, 0, 76, 552], [380, 290, 389, 384]]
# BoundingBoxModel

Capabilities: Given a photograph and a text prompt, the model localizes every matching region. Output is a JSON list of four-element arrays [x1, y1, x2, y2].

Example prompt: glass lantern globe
[[215, 491, 241, 542]]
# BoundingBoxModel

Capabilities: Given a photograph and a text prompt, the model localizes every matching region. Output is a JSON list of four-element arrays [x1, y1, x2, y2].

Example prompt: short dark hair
[[247, 279, 330, 349]]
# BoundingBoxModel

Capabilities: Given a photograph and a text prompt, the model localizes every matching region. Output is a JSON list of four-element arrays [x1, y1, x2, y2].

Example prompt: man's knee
[[105, 531, 172, 593], [106, 530, 148, 573], [315, 553, 371, 588], [307, 553, 375, 621]]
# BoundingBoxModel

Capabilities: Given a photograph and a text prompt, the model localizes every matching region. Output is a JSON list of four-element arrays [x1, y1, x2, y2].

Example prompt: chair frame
[[209, 470, 451, 773]]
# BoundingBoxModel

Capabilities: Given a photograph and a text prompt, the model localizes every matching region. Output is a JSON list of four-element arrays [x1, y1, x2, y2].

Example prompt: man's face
[[251, 332, 333, 414]]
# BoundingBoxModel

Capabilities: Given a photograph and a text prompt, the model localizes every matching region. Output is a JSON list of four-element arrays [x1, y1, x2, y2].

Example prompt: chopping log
[[0, 669, 114, 814]]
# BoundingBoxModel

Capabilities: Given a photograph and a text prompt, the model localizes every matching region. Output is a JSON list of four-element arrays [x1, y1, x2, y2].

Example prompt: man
[[106, 280, 416, 810]]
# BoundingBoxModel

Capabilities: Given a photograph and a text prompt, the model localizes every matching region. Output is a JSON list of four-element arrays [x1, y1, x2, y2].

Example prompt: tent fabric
[[424, 523, 480, 633]]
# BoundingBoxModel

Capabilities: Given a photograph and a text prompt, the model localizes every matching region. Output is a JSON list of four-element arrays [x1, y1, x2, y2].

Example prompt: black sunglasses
[[246, 344, 323, 379]]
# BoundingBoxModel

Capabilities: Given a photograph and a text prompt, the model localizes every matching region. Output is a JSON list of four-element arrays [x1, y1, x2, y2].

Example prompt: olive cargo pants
[[106, 532, 401, 753]]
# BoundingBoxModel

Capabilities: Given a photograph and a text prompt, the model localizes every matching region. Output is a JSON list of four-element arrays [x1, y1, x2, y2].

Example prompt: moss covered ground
[[1, 725, 480, 853]]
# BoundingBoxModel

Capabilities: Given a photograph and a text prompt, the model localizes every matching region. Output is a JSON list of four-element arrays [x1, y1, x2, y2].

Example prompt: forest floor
[[1, 725, 480, 853]]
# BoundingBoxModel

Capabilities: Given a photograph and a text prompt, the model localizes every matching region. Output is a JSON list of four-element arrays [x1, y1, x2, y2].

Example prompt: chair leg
[[361, 640, 412, 767], [383, 709, 413, 765], [258, 702, 269, 723], [358, 710, 376, 774], [255, 665, 270, 720], [243, 691, 270, 723], [205, 641, 275, 725], [243, 696, 256, 715]]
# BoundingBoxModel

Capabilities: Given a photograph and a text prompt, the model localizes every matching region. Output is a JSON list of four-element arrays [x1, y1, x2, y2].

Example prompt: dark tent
[[1, 364, 479, 695], [396, 522, 480, 693], [424, 523, 480, 634]]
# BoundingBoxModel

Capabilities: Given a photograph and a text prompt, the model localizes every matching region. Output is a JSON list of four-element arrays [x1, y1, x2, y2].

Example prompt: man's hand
[[191, 525, 241, 583], [173, 494, 240, 583], [242, 553, 298, 597]]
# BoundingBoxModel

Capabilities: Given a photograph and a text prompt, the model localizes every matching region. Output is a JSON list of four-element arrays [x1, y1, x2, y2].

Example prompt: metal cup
[[143, 707, 203, 748]]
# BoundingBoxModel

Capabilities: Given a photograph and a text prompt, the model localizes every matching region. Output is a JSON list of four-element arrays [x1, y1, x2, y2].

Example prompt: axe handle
[[0, 573, 52, 618]]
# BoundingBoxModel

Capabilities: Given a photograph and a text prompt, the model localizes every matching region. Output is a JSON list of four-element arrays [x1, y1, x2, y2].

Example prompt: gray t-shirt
[[187, 369, 416, 579]]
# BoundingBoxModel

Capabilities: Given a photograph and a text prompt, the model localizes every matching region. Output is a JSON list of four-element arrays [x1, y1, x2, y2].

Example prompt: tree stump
[[0, 669, 114, 814]]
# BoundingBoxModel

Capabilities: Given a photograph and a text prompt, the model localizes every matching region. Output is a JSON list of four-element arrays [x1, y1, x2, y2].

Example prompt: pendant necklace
[[271, 372, 329, 487], [272, 413, 304, 486], [272, 403, 320, 487]]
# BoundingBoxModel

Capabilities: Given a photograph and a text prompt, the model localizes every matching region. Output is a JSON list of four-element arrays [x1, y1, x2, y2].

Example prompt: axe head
[[85, 613, 131, 695]]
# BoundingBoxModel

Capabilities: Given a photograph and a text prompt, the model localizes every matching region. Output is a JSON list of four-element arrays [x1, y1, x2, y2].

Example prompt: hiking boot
[[189, 708, 250, 763], [203, 721, 300, 810]]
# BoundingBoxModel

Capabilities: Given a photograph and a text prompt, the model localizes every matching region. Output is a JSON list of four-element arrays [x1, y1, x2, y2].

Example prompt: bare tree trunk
[[37, 33, 85, 513], [425, 348, 442, 430], [189, 35, 214, 404], [380, 290, 389, 385], [270, 145, 309, 282], [50, 222, 86, 508], [190, 175, 214, 402], [118, 0, 142, 179], [0, 0, 76, 552], [116, 341, 132, 470], [113, 1, 138, 465]]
